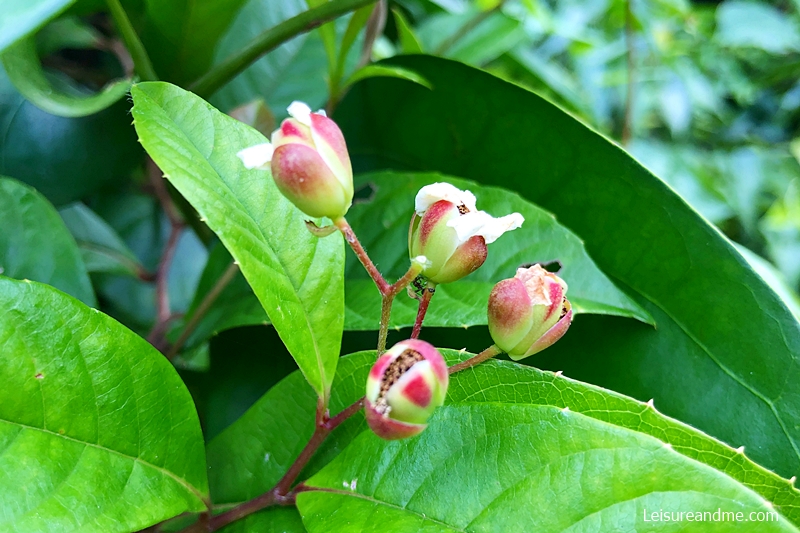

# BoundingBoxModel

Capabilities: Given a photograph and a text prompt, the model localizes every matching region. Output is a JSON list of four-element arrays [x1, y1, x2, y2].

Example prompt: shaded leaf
[[344, 171, 651, 328], [716, 1, 800, 55], [1, 37, 131, 117], [59, 202, 147, 278], [344, 64, 432, 90], [0, 176, 95, 305]]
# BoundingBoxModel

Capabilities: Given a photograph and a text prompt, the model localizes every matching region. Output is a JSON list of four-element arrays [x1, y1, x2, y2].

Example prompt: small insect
[[408, 275, 428, 300], [519, 260, 563, 274]]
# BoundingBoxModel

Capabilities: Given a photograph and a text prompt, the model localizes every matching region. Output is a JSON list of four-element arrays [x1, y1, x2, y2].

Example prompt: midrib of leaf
[[635, 282, 800, 466], [138, 88, 329, 394], [76, 241, 142, 273], [0, 419, 207, 504], [303, 487, 466, 532]]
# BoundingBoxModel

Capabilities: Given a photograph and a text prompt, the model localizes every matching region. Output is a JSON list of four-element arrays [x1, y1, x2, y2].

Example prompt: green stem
[[104, 0, 158, 81], [190, 0, 377, 98], [448, 345, 503, 374], [166, 262, 240, 359]]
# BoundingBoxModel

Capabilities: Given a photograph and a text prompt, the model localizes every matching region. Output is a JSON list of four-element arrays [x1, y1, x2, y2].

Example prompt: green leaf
[[0, 277, 208, 531], [131, 81, 345, 400], [736, 245, 800, 320], [207, 351, 800, 526], [141, 0, 249, 83], [59, 202, 147, 278], [417, 9, 525, 63], [1, 37, 132, 117], [344, 171, 651, 328], [0, 65, 141, 206], [298, 403, 798, 533], [344, 64, 432, 91], [334, 55, 800, 479], [0, 176, 95, 306], [209, 0, 329, 113], [715, 1, 800, 55], [392, 8, 423, 54], [0, 0, 75, 53]]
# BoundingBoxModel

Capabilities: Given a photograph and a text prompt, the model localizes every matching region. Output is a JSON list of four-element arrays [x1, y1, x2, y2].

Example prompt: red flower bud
[[237, 102, 353, 219], [488, 264, 573, 360], [365, 339, 449, 440], [409, 183, 523, 285]]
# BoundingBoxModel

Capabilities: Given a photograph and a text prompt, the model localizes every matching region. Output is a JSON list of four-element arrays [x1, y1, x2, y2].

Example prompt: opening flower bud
[[488, 264, 573, 360], [365, 339, 449, 440], [409, 182, 524, 285], [236, 101, 353, 219]]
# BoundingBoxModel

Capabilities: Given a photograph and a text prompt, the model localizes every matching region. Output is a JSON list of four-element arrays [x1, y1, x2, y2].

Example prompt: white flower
[[415, 182, 477, 214], [236, 143, 273, 169], [414, 182, 524, 244], [448, 210, 524, 244], [287, 101, 313, 126]]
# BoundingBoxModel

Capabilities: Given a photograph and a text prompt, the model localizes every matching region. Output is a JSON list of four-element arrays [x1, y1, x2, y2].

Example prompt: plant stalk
[[104, 0, 158, 81], [190, 0, 377, 98], [448, 345, 503, 374], [410, 283, 435, 339], [166, 262, 240, 359]]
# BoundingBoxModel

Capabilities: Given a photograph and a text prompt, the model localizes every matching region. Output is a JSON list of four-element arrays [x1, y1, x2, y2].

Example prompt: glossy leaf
[[344, 171, 651, 328], [131, 81, 345, 400], [344, 65, 432, 91], [298, 403, 798, 533], [334, 55, 800, 479], [0, 0, 75, 53], [0, 176, 95, 305], [0, 65, 141, 206], [207, 351, 800, 526], [210, 0, 328, 113], [1, 37, 132, 117], [59, 202, 147, 277], [0, 277, 208, 531], [141, 0, 248, 83]]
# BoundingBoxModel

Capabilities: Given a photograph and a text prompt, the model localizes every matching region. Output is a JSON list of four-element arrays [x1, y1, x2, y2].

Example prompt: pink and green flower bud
[[365, 339, 449, 440], [236, 101, 353, 219], [409, 183, 524, 285], [488, 264, 573, 360]]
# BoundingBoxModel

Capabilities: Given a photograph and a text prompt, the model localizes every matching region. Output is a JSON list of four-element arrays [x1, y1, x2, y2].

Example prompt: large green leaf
[[298, 403, 798, 533], [0, 177, 95, 306], [141, 0, 248, 84], [334, 55, 800, 479], [207, 351, 800, 526], [131, 81, 344, 400], [0, 277, 208, 531], [344, 171, 650, 328], [0, 0, 74, 53], [0, 65, 141, 206]]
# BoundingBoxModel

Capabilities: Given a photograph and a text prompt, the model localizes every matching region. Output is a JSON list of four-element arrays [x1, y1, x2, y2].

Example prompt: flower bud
[[409, 183, 524, 285], [365, 339, 449, 440], [488, 264, 573, 360], [237, 101, 353, 219]]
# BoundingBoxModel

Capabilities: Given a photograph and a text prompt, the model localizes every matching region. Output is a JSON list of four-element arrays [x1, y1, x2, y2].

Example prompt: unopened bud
[[488, 264, 573, 360], [237, 101, 353, 219], [365, 339, 449, 440], [409, 183, 523, 285]]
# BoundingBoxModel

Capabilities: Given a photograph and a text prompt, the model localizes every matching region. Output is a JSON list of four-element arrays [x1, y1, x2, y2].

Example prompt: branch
[[448, 345, 503, 374], [410, 283, 435, 339], [104, 0, 158, 81], [166, 262, 239, 359], [189, 0, 378, 98]]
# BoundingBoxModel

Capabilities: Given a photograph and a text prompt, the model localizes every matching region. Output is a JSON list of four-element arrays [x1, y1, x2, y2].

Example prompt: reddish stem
[[448, 345, 502, 374], [334, 217, 389, 294], [410, 284, 435, 339]]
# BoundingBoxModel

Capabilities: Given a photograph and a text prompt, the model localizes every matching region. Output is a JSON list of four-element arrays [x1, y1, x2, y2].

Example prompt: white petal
[[237, 143, 274, 169], [316, 108, 327, 117], [414, 182, 477, 214], [287, 101, 313, 126], [447, 211, 524, 244]]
